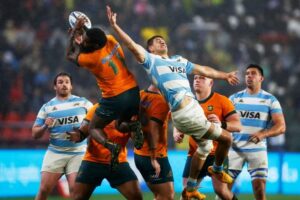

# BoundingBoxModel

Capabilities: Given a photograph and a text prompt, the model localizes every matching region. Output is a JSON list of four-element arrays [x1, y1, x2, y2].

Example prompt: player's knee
[[253, 181, 265, 196], [38, 185, 52, 197], [73, 192, 86, 200], [130, 191, 143, 200], [196, 140, 213, 160]]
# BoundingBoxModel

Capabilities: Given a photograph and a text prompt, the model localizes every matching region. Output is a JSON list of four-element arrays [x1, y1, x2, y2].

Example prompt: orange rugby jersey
[[188, 92, 236, 156], [134, 90, 170, 158], [83, 104, 130, 164], [78, 35, 137, 98]]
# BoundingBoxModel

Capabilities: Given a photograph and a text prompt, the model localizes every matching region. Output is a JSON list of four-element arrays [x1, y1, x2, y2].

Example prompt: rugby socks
[[186, 177, 198, 191], [213, 162, 223, 173]]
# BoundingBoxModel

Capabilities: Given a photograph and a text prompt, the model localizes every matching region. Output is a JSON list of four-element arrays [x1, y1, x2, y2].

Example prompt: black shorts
[[76, 160, 138, 188], [134, 154, 174, 184], [182, 154, 215, 179], [96, 86, 140, 121]]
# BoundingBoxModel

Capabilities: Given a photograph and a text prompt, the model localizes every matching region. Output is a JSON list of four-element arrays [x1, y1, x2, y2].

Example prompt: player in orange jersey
[[134, 84, 174, 200], [67, 103, 142, 200], [66, 17, 143, 163], [174, 75, 242, 200]]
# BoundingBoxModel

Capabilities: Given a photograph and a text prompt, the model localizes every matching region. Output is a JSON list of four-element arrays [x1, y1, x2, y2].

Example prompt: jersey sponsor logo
[[57, 116, 79, 125], [238, 98, 244, 103], [101, 43, 120, 64], [168, 66, 186, 73], [240, 111, 260, 119]]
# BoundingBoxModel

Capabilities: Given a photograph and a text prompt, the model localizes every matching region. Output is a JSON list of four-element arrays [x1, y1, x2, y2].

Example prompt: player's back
[[229, 89, 282, 152], [78, 35, 137, 98], [134, 90, 169, 157]]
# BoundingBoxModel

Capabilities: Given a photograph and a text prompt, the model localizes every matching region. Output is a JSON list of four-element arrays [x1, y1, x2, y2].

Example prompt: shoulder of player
[[69, 95, 93, 103], [260, 90, 277, 100], [213, 92, 233, 104], [229, 89, 245, 99]]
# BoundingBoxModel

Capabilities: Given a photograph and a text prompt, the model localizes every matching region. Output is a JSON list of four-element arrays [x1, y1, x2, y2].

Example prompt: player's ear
[[148, 45, 154, 53], [261, 76, 264, 82]]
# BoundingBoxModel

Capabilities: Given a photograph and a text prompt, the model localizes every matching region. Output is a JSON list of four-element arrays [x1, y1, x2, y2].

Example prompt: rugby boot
[[208, 166, 233, 184]]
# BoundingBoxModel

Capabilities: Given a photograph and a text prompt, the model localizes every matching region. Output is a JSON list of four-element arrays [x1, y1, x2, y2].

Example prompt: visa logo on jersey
[[168, 66, 186, 73], [56, 116, 79, 125], [240, 111, 260, 119]]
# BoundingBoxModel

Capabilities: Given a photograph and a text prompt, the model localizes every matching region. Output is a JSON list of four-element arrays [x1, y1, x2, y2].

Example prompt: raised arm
[[107, 5, 145, 63], [193, 64, 239, 86], [66, 18, 86, 64]]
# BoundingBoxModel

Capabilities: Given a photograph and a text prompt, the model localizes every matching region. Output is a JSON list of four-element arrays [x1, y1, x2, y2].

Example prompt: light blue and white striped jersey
[[34, 95, 93, 154], [229, 89, 283, 152], [141, 50, 196, 110]]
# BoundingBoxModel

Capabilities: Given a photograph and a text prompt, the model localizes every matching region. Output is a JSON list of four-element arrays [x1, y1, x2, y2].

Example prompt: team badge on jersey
[[207, 105, 214, 111]]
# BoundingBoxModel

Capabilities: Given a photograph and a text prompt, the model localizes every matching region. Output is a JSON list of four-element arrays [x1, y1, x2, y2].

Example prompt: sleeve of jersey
[[140, 50, 152, 70], [221, 96, 237, 119], [229, 94, 235, 104], [270, 96, 283, 114], [34, 104, 47, 126], [186, 61, 195, 75], [84, 99, 94, 111], [85, 104, 98, 121], [148, 98, 169, 125]]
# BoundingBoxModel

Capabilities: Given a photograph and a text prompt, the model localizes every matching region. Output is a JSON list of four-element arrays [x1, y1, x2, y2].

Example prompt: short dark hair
[[246, 64, 264, 76], [146, 35, 164, 52], [53, 72, 73, 85], [86, 28, 107, 48]]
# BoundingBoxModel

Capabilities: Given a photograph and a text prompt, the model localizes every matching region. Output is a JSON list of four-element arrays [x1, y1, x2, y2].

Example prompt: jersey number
[[108, 52, 126, 75]]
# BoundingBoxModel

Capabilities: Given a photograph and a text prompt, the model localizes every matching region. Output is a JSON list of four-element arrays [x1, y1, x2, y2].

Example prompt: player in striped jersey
[[107, 6, 239, 199], [228, 64, 286, 200], [32, 72, 93, 200], [175, 75, 241, 200]]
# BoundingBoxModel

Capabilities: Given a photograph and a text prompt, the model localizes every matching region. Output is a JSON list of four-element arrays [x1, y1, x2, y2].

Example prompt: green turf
[[2, 193, 300, 200]]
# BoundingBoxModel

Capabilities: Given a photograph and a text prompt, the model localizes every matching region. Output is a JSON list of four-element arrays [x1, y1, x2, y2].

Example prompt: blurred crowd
[[0, 0, 299, 150]]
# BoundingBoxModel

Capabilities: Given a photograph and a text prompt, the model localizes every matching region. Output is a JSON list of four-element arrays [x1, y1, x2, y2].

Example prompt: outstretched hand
[[107, 5, 117, 27], [226, 71, 239, 85]]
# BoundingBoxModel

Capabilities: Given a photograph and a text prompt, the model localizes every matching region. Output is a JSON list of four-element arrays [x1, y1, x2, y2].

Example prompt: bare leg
[[73, 182, 96, 200], [252, 179, 266, 200], [35, 172, 62, 200], [147, 181, 174, 200], [188, 152, 206, 180], [203, 127, 232, 166], [89, 114, 112, 145], [66, 172, 78, 199], [116, 180, 143, 200], [212, 176, 234, 200]]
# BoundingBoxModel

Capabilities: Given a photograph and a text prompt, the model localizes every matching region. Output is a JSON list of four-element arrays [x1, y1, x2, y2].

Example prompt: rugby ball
[[68, 11, 92, 29]]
